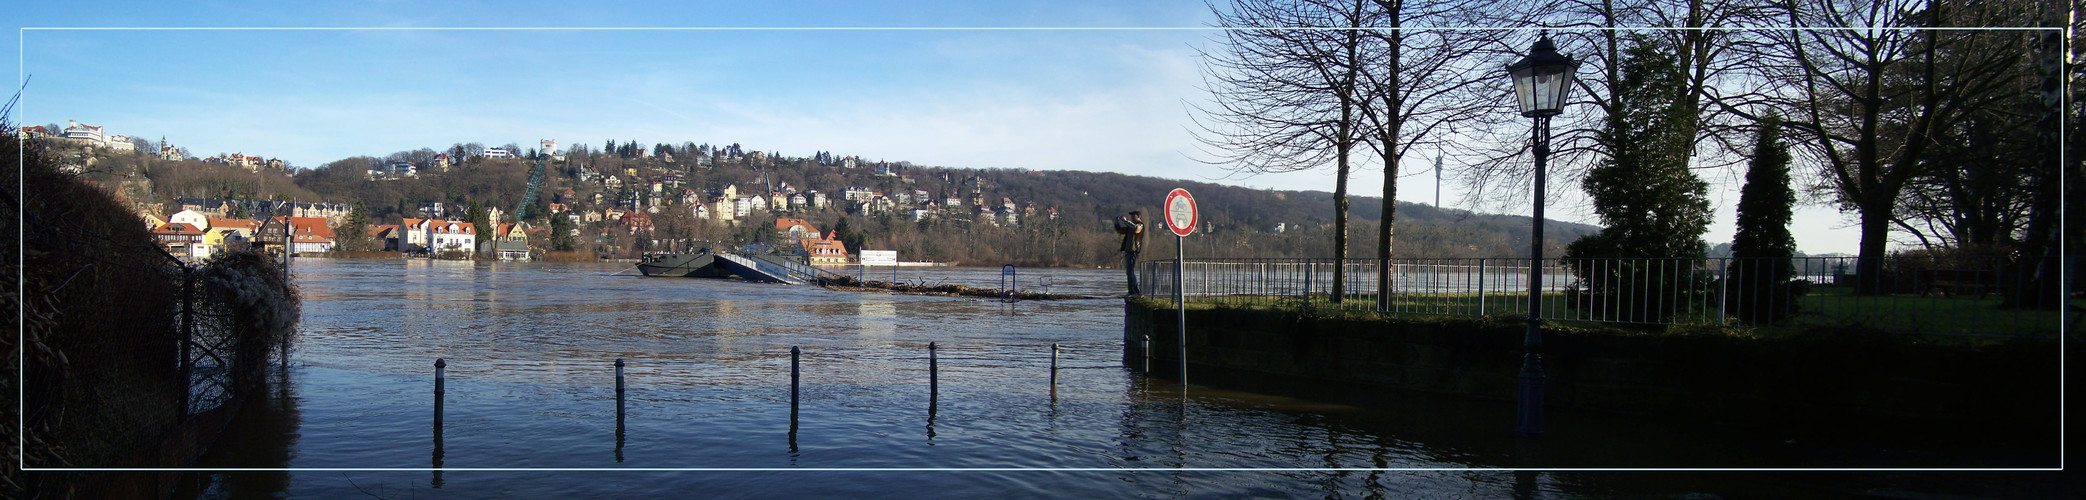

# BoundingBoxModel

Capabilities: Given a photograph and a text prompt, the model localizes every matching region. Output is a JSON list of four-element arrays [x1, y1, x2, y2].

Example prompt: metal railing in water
[[1138, 256, 2077, 338]]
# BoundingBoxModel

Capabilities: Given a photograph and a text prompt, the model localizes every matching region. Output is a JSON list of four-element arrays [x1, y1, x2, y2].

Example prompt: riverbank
[[821, 274, 1091, 300], [1122, 298, 2063, 448]]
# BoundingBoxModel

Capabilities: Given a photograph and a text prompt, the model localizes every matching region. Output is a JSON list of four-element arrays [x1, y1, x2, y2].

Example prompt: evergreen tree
[[549, 213, 576, 252], [1727, 116, 1801, 324], [1563, 34, 1712, 323], [464, 200, 491, 257], [333, 201, 378, 252]]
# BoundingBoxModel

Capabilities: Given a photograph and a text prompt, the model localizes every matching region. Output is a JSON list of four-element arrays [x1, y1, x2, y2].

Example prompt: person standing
[[1116, 210, 1146, 296]]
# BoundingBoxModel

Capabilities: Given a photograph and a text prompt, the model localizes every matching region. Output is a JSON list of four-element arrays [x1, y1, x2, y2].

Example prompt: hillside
[[87, 139, 1599, 265]]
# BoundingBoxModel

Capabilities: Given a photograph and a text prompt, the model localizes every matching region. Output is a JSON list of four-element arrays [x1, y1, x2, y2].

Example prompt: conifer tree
[[1727, 117, 1799, 324], [1562, 34, 1711, 323]]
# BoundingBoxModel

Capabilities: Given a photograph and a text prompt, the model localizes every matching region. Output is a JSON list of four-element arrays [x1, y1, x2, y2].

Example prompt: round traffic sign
[[1164, 188, 1197, 237]]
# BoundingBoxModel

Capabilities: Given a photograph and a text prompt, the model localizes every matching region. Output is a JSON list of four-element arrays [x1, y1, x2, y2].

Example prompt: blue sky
[[8, 1, 1869, 254]]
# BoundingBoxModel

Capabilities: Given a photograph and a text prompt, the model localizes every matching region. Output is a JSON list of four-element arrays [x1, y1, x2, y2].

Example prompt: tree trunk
[[1855, 204, 1892, 295]]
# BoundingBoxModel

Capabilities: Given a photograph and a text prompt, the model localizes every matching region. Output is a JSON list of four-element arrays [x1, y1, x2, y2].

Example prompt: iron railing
[[1139, 255, 2077, 338]]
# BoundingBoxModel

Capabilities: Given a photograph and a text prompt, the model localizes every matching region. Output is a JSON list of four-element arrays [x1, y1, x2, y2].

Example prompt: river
[[177, 258, 2061, 498]]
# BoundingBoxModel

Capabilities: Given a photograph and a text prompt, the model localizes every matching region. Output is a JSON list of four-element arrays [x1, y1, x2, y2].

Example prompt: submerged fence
[[1139, 255, 2078, 337]]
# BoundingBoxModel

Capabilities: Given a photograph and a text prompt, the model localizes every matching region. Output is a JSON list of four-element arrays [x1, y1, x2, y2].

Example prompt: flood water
[[179, 258, 2064, 498]]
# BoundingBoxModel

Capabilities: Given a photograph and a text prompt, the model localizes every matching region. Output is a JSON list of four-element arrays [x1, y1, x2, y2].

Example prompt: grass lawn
[[1170, 287, 2077, 339]]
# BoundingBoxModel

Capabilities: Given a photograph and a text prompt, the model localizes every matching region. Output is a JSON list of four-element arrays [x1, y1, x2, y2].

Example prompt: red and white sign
[[1164, 188, 1197, 237]]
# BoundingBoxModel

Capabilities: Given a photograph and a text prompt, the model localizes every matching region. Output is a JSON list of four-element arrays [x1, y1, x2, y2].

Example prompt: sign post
[[1163, 188, 1197, 386], [861, 250, 898, 283]]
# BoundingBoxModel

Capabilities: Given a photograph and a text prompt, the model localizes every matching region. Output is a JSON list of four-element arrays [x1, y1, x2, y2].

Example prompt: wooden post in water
[[1141, 335, 1150, 374], [928, 342, 939, 398], [789, 346, 800, 447], [614, 358, 626, 462], [432, 358, 445, 475], [790, 346, 801, 417], [1049, 343, 1060, 396]]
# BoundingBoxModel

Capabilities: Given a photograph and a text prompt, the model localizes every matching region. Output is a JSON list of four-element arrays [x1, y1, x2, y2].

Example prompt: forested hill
[[282, 146, 1596, 261], [967, 167, 1601, 257], [65, 135, 1598, 263]]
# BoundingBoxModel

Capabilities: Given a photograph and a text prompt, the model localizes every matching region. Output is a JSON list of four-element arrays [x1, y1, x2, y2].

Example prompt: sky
[[8, 0, 1873, 255]]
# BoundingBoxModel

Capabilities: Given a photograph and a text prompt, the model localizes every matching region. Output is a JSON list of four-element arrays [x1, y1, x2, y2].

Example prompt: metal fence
[[1139, 255, 2078, 338]]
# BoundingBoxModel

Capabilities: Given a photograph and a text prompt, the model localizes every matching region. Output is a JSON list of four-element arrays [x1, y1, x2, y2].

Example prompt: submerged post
[[1141, 335, 1150, 374], [614, 358, 627, 420], [1176, 236, 1187, 387], [432, 358, 445, 475], [928, 342, 939, 398], [1050, 343, 1060, 389], [790, 346, 801, 416]]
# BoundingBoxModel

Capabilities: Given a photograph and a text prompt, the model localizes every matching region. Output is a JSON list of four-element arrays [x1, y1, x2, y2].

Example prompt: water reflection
[[175, 369, 298, 499]]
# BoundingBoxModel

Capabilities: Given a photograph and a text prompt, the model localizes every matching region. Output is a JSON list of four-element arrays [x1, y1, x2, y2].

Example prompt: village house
[[18, 125, 55, 140], [401, 218, 434, 253], [169, 209, 211, 231], [802, 230, 849, 265], [205, 218, 261, 249], [152, 222, 208, 259], [429, 221, 476, 254], [775, 218, 818, 240], [487, 222, 530, 261], [711, 198, 736, 222], [372, 224, 400, 251], [139, 212, 169, 232]]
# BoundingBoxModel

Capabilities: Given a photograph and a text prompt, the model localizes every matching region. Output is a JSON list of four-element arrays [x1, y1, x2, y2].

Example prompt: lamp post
[[1506, 34, 1579, 437]]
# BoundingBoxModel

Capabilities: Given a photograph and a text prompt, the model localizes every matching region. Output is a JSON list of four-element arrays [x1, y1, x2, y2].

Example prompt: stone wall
[[1123, 300, 2061, 439]]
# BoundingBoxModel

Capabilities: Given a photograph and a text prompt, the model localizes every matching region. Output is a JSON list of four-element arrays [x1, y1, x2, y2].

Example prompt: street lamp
[[1506, 33, 1578, 437]]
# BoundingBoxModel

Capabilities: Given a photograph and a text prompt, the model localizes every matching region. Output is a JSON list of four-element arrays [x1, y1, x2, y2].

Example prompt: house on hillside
[[775, 218, 818, 240], [140, 212, 169, 232], [63, 120, 107, 147]]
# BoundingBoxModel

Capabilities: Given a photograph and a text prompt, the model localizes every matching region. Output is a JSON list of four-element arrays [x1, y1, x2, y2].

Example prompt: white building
[[107, 135, 136, 152], [63, 120, 106, 146], [430, 221, 477, 253], [169, 209, 211, 231], [484, 147, 516, 159]]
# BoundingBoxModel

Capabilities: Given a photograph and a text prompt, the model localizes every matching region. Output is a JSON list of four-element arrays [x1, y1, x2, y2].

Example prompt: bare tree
[[1355, 0, 1504, 308], [1195, 0, 1374, 301], [1744, 0, 2029, 293], [1456, 0, 1769, 244]]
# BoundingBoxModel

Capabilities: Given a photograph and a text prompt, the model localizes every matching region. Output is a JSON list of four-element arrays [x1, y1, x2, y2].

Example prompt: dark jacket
[[1116, 217, 1145, 252]]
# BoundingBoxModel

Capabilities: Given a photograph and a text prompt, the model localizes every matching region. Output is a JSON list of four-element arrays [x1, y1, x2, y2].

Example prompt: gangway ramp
[[744, 253, 846, 284], [714, 252, 808, 285]]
